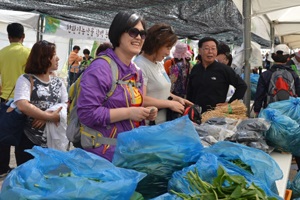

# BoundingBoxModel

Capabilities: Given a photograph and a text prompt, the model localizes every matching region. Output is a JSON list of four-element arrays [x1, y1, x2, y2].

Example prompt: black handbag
[[166, 96, 202, 124], [0, 102, 27, 145], [0, 75, 33, 146]]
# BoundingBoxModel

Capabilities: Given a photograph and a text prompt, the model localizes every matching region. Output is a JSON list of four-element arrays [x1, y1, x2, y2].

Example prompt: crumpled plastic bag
[[227, 118, 274, 153], [259, 108, 300, 156], [267, 97, 300, 124], [0, 146, 145, 200], [112, 116, 203, 199], [168, 142, 282, 200]]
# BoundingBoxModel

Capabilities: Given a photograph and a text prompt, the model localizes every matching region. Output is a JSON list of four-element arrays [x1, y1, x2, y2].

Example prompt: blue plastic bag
[[168, 142, 283, 200], [0, 146, 146, 200], [267, 97, 300, 124], [250, 73, 259, 100], [259, 108, 300, 156], [201, 141, 283, 190], [112, 116, 203, 199]]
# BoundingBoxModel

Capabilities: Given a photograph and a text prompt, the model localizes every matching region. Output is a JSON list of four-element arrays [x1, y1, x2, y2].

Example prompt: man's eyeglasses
[[127, 28, 147, 39], [202, 47, 217, 52]]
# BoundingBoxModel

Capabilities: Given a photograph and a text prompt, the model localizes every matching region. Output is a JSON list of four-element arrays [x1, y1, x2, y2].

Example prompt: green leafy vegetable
[[171, 166, 277, 200]]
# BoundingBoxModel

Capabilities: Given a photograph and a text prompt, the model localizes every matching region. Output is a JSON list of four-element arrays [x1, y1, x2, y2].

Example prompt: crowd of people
[[5, 10, 300, 176]]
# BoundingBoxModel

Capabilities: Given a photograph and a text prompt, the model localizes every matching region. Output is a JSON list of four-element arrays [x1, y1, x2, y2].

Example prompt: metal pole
[[36, 15, 44, 42], [36, 15, 40, 42], [39, 16, 44, 41], [270, 22, 275, 47], [243, 0, 252, 117]]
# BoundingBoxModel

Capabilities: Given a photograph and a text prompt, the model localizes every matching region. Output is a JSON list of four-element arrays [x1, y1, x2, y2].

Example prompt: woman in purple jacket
[[77, 11, 157, 161]]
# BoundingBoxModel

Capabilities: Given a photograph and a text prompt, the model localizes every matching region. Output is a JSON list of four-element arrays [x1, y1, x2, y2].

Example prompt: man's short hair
[[83, 49, 90, 55], [73, 45, 80, 51], [198, 37, 218, 48], [7, 23, 24, 38]]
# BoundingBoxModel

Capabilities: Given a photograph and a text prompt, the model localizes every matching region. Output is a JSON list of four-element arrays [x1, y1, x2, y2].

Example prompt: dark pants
[[15, 133, 34, 166], [0, 97, 14, 172], [0, 144, 11, 173], [68, 71, 77, 86]]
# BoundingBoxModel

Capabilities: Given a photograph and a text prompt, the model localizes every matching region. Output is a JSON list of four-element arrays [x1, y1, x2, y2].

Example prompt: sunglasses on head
[[159, 26, 174, 34], [127, 27, 147, 39]]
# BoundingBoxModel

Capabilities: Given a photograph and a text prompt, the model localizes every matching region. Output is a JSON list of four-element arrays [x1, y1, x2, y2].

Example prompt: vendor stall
[[271, 152, 292, 198]]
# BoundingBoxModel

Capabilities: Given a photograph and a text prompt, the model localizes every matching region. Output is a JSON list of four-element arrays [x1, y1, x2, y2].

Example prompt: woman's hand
[[32, 119, 46, 129], [178, 98, 194, 106], [146, 106, 158, 121], [170, 94, 193, 107], [46, 107, 62, 126], [128, 107, 153, 121], [169, 100, 184, 114]]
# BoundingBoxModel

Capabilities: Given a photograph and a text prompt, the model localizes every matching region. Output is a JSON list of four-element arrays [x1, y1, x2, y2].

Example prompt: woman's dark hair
[[226, 53, 233, 66], [96, 42, 113, 56], [196, 54, 202, 62], [271, 52, 289, 63], [198, 37, 218, 48], [142, 23, 177, 55], [25, 40, 56, 74], [218, 42, 231, 55], [109, 11, 146, 49], [83, 49, 90, 55]]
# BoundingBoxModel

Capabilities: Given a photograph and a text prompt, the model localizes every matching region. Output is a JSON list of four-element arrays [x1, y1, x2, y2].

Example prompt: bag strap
[[90, 55, 141, 103], [29, 75, 33, 97], [5, 86, 15, 103], [69, 61, 76, 69], [100, 55, 119, 101], [4, 75, 33, 103]]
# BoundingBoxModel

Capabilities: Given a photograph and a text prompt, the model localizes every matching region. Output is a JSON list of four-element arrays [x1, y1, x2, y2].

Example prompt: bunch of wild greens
[[171, 166, 277, 200]]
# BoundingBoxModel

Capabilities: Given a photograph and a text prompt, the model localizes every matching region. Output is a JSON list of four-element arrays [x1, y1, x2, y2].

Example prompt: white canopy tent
[[0, 9, 99, 77], [233, 0, 300, 50], [232, 0, 300, 115]]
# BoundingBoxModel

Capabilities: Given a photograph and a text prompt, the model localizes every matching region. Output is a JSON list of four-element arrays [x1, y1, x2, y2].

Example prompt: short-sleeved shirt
[[12, 74, 68, 146], [134, 55, 171, 124], [0, 42, 30, 99]]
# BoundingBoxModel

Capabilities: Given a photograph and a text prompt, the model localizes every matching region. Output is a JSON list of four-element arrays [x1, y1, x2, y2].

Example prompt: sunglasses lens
[[128, 28, 139, 38], [140, 31, 146, 39], [128, 28, 146, 39]]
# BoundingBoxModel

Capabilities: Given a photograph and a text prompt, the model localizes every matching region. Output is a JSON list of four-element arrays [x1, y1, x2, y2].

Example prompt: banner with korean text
[[44, 16, 109, 42]]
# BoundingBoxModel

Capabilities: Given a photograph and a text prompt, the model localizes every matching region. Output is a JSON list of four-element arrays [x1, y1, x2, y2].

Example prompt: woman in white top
[[135, 23, 193, 124], [13, 40, 67, 165]]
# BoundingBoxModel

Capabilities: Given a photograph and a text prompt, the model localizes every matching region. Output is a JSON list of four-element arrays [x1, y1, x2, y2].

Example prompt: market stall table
[[271, 152, 292, 198]]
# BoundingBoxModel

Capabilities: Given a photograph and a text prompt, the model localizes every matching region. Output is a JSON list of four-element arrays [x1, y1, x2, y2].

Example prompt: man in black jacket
[[253, 44, 300, 115], [187, 37, 247, 113]]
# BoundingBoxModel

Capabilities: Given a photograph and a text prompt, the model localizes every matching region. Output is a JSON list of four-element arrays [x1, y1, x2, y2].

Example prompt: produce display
[[201, 100, 247, 123], [171, 166, 277, 200]]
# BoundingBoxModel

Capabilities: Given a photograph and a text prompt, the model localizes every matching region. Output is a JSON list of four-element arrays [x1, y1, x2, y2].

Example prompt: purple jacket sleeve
[[77, 59, 113, 128]]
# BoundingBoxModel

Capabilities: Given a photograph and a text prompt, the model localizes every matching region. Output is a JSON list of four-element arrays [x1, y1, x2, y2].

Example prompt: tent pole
[[270, 22, 275, 46], [40, 16, 44, 41], [36, 15, 44, 42], [36, 15, 40, 42], [69, 38, 73, 55], [243, 0, 251, 117]]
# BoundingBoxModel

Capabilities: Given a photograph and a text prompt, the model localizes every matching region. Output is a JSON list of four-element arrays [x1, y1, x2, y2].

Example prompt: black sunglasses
[[127, 28, 147, 39]]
